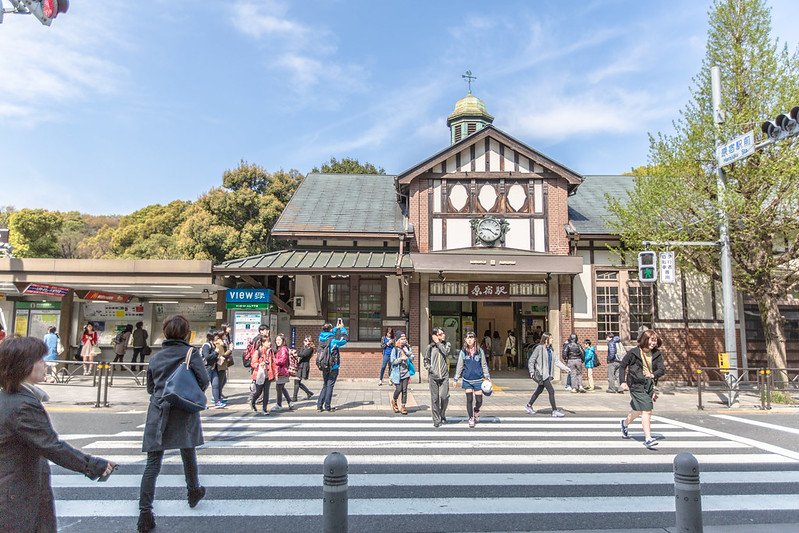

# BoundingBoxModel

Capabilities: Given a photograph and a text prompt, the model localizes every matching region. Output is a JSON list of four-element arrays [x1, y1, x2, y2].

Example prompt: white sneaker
[[551, 409, 565, 418], [468, 417, 475, 428]]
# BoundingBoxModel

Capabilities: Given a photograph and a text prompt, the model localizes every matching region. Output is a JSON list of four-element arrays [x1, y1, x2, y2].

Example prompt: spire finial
[[461, 70, 477, 94]]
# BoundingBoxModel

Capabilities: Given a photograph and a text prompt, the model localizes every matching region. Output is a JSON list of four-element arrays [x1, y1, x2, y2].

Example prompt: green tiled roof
[[272, 173, 406, 235], [568, 175, 635, 235], [216, 249, 413, 273]]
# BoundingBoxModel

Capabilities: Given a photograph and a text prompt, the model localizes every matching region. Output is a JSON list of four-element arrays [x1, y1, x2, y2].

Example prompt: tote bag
[[162, 348, 207, 413]]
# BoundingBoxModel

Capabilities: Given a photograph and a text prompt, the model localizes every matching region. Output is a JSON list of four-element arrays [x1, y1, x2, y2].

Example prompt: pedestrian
[[482, 330, 493, 358], [524, 332, 566, 417], [491, 330, 502, 371], [563, 333, 586, 393], [272, 333, 294, 412], [424, 327, 451, 427], [201, 333, 225, 409], [453, 331, 491, 428], [531, 326, 543, 345], [244, 324, 270, 369], [505, 329, 517, 369], [80, 323, 99, 376], [606, 334, 624, 393], [378, 327, 394, 386], [43, 326, 60, 382], [212, 330, 233, 405], [138, 314, 210, 532], [316, 318, 348, 412], [292, 335, 315, 401], [249, 337, 276, 414], [131, 321, 149, 372], [112, 324, 133, 363], [620, 329, 666, 449], [389, 331, 414, 415], [583, 339, 598, 391], [217, 326, 233, 400], [0, 335, 116, 533], [220, 323, 232, 346]]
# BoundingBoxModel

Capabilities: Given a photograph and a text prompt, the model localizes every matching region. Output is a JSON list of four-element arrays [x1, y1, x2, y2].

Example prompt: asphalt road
[[48, 409, 799, 532]]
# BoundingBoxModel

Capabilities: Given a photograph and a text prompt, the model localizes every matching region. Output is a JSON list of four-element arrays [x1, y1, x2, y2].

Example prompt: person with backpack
[[562, 333, 586, 393], [212, 330, 233, 404], [620, 329, 666, 449], [424, 327, 451, 427], [201, 333, 225, 409], [271, 333, 293, 412], [378, 327, 394, 386], [292, 336, 315, 402], [112, 324, 133, 363], [606, 334, 625, 393], [453, 331, 491, 428], [249, 337, 276, 414], [583, 339, 598, 391], [525, 332, 566, 417], [316, 318, 349, 412], [243, 324, 270, 369], [389, 331, 414, 415]]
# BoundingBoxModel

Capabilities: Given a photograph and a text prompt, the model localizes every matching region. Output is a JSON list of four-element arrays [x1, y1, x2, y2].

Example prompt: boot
[[390, 398, 399, 413], [137, 510, 156, 532], [188, 486, 206, 508]]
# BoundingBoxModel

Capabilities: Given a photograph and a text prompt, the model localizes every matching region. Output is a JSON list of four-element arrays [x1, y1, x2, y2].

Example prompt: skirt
[[629, 380, 655, 412], [276, 376, 289, 385]]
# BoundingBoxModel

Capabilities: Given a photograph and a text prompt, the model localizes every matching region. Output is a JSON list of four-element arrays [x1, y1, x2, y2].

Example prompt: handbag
[[56, 340, 65, 356], [255, 365, 266, 385], [161, 348, 207, 413], [142, 345, 152, 357], [91, 345, 101, 356], [407, 357, 416, 377]]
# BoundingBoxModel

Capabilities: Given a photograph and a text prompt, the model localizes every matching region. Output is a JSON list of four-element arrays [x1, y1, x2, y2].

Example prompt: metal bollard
[[93, 364, 104, 408], [323, 452, 348, 533], [696, 369, 703, 411], [673, 452, 703, 533], [102, 363, 111, 407]]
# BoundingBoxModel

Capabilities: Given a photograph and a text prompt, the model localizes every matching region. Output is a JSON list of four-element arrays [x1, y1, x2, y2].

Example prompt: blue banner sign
[[226, 288, 273, 304]]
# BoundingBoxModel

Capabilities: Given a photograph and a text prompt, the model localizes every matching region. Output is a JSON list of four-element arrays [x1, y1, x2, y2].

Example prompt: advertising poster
[[234, 311, 262, 350]]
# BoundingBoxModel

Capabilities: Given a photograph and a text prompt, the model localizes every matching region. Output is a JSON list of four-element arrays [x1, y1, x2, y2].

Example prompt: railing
[[757, 367, 799, 410], [696, 366, 799, 410], [43, 359, 148, 408], [45, 359, 101, 386]]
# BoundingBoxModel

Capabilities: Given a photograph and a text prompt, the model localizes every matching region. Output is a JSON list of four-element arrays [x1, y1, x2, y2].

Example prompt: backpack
[[113, 331, 125, 345], [242, 342, 254, 368], [315, 340, 339, 371]]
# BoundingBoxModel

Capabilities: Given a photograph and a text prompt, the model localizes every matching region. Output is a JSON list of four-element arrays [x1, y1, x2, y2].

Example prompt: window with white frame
[[595, 271, 620, 340]]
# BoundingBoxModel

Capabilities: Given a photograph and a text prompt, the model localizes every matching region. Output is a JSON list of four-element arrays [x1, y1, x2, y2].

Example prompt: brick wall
[[546, 180, 570, 255], [409, 180, 431, 253], [558, 276, 572, 346]]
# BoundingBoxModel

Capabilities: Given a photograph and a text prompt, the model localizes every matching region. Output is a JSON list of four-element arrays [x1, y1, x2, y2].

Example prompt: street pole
[[711, 65, 739, 381]]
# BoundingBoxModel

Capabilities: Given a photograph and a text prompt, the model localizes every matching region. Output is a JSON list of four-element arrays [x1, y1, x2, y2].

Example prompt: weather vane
[[462, 70, 477, 94]]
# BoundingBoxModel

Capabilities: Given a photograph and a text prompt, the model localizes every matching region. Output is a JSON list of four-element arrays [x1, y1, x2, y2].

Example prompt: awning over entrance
[[216, 249, 413, 274], [410, 250, 583, 275]]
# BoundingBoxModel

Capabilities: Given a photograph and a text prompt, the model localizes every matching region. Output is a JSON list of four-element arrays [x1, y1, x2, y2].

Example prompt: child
[[583, 339, 598, 391]]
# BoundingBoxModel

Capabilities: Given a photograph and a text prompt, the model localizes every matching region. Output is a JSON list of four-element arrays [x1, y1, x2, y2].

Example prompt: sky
[[0, 0, 797, 216]]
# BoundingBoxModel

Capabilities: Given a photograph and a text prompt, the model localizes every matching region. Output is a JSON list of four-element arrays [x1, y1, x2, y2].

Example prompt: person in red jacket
[[80, 323, 99, 376], [248, 338, 276, 414], [271, 333, 294, 412]]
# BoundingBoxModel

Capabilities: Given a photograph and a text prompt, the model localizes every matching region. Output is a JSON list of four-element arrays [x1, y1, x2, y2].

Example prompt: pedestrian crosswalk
[[52, 412, 799, 531]]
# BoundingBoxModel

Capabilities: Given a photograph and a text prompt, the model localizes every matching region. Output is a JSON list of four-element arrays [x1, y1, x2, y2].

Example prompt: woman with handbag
[[389, 331, 414, 415], [620, 329, 666, 449], [249, 337, 276, 414], [213, 331, 233, 404], [201, 333, 225, 409], [80, 323, 99, 376], [138, 314, 210, 532], [271, 333, 294, 412], [292, 336, 315, 401], [453, 331, 491, 428], [524, 332, 566, 417]]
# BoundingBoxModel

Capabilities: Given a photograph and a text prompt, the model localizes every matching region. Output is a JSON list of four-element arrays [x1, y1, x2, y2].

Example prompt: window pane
[[358, 279, 383, 341], [596, 271, 618, 281], [596, 286, 620, 340], [326, 280, 350, 324], [629, 285, 653, 336]]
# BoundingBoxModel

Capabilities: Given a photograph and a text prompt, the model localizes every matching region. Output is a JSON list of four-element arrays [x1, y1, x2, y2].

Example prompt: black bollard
[[323, 452, 348, 533], [673, 452, 703, 532]]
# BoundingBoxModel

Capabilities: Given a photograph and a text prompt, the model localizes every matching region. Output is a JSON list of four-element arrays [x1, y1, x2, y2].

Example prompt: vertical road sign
[[659, 251, 676, 284]]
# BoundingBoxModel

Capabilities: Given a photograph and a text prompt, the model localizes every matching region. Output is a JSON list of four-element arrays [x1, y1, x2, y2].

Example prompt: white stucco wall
[[573, 250, 592, 318]]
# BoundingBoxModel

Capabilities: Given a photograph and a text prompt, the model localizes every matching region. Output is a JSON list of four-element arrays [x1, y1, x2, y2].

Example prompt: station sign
[[226, 288, 273, 304], [83, 290, 132, 303], [23, 283, 70, 297], [468, 282, 510, 299]]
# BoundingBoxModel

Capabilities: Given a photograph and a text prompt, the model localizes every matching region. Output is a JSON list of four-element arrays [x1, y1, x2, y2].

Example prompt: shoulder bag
[[162, 348, 207, 413]]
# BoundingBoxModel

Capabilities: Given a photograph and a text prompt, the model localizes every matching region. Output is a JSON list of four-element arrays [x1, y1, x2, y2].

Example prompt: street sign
[[659, 251, 675, 284], [717, 130, 755, 167], [718, 352, 730, 372]]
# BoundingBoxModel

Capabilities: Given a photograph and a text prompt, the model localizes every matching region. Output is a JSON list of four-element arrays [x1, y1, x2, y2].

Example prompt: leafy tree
[[178, 162, 303, 263], [57, 211, 89, 259], [107, 201, 191, 259], [312, 157, 385, 175], [0, 206, 16, 229], [8, 209, 64, 257], [608, 0, 799, 369]]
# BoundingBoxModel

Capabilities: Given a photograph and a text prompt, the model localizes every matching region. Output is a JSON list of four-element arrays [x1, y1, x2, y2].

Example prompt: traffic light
[[638, 251, 657, 283], [761, 106, 799, 140], [6, 0, 68, 26]]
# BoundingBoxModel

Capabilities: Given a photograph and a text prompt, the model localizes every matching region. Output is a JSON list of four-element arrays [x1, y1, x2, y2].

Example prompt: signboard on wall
[[233, 311, 262, 350], [83, 290, 132, 303], [84, 303, 145, 320], [467, 282, 510, 299], [226, 288, 273, 304]]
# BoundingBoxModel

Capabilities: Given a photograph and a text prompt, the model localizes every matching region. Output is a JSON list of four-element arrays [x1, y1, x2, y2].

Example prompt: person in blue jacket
[[453, 331, 491, 428], [378, 327, 394, 386], [317, 318, 348, 412]]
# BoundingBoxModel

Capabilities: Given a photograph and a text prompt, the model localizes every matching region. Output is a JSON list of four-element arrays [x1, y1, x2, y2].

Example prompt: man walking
[[424, 328, 451, 428], [563, 333, 586, 393], [606, 334, 625, 393]]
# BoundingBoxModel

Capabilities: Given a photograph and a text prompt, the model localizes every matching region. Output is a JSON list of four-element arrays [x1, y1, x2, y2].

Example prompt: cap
[[395, 331, 406, 341], [258, 324, 269, 332]]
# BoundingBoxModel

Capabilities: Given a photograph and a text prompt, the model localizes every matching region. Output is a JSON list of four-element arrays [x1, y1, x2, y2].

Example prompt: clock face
[[477, 218, 502, 243]]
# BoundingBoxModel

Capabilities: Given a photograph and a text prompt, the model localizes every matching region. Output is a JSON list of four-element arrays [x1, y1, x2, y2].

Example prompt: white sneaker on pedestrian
[[524, 404, 535, 415], [551, 409, 565, 418], [271, 405, 283, 412], [468, 417, 475, 428], [644, 438, 658, 449], [621, 420, 629, 439]]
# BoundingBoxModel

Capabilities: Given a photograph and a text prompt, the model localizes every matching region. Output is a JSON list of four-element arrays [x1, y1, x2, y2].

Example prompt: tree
[[312, 157, 385, 175], [108, 201, 191, 259], [177, 162, 303, 263], [608, 0, 799, 370], [8, 209, 64, 257], [0, 206, 16, 229]]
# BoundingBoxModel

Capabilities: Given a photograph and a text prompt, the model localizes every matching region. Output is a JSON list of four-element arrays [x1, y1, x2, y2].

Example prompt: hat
[[395, 331, 406, 341], [258, 324, 269, 332]]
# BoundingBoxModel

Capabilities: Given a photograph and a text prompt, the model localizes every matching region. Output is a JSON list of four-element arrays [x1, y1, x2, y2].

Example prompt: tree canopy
[[312, 157, 385, 175]]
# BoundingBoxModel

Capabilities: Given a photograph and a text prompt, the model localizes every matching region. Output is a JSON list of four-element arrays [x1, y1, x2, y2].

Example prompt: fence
[[44, 359, 148, 408], [696, 366, 799, 410]]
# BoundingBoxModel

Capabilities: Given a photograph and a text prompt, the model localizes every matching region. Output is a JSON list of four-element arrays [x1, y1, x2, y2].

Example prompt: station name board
[[467, 282, 510, 299]]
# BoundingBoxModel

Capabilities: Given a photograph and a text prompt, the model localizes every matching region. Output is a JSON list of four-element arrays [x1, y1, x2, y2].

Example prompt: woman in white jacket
[[525, 332, 566, 417]]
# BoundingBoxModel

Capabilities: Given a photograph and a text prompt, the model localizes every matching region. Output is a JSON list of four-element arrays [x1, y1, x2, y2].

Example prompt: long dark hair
[[385, 327, 394, 339], [0, 336, 47, 393], [539, 332, 552, 346]]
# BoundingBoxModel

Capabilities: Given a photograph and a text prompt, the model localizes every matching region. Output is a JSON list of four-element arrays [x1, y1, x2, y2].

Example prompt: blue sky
[[1, 0, 797, 215]]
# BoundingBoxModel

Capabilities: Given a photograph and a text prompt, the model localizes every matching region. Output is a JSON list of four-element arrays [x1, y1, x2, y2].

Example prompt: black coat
[[619, 347, 666, 392], [142, 340, 210, 452], [0, 386, 107, 533], [296, 346, 313, 380]]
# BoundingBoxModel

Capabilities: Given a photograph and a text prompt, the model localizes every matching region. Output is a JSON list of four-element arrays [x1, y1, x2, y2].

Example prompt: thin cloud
[[230, 0, 308, 39]]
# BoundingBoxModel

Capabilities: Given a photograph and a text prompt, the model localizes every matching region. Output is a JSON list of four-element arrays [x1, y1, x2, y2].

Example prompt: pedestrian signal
[[638, 251, 657, 283]]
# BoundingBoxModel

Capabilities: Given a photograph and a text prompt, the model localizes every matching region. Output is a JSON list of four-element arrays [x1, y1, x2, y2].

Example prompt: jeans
[[132, 347, 145, 371], [379, 352, 391, 380], [275, 381, 292, 406], [218, 369, 227, 398], [250, 379, 272, 411], [208, 368, 221, 403], [429, 377, 450, 425], [139, 448, 199, 511], [607, 361, 622, 391], [317, 369, 339, 410], [567, 359, 584, 390], [528, 378, 557, 410], [393, 376, 410, 404], [293, 379, 313, 400]]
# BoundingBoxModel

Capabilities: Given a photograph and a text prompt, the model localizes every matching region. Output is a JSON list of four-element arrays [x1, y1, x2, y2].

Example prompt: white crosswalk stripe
[[53, 412, 799, 531]]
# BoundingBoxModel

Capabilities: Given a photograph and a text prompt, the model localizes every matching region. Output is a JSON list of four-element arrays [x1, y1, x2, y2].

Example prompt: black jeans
[[218, 369, 227, 399], [250, 379, 272, 411], [393, 376, 410, 404], [292, 379, 313, 400], [317, 369, 338, 410], [275, 381, 292, 406], [139, 448, 199, 511], [132, 348, 145, 371], [528, 378, 557, 410]]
